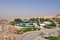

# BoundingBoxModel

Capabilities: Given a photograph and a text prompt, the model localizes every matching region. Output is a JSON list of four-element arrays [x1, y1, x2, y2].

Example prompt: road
[[21, 27, 60, 40], [22, 31, 40, 40]]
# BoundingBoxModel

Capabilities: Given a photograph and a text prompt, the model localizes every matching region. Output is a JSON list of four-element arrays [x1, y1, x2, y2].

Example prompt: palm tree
[[44, 18, 50, 21], [14, 18, 22, 24], [40, 18, 44, 23], [10, 21, 15, 26], [36, 18, 40, 26], [57, 18, 60, 27], [57, 19, 60, 24], [29, 18, 36, 22]]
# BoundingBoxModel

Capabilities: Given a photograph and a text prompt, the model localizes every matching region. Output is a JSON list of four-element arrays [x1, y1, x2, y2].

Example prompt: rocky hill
[[0, 19, 23, 40]]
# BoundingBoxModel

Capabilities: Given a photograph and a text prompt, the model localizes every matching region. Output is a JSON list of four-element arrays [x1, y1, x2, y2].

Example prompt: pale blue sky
[[0, 0, 60, 19]]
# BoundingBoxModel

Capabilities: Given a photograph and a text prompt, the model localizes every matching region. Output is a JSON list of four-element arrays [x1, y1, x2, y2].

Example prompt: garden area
[[45, 36, 60, 40], [44, 26, 56, 29], [15, 27, 39, 34]]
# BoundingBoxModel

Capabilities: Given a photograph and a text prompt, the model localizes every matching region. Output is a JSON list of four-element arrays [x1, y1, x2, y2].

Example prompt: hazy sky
[[0, 0, 60, 19]]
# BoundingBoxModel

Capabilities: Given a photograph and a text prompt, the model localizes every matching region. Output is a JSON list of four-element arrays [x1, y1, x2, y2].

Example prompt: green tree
[[36, 18, 40, 26], [44, 18, 50, 21], [14, 18, 22, 24], [10, 21, 15, 26], [57, 18, 60, 24], [40, 18, 44, 23]]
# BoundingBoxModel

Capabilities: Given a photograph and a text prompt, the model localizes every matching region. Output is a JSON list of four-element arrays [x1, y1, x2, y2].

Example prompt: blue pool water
[[20, 22, 29, 27]]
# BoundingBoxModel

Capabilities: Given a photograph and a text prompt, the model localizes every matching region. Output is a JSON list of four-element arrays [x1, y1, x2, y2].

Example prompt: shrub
[[45, 36, 58, 40]]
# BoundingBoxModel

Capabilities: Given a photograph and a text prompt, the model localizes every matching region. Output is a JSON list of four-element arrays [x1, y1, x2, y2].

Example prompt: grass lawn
[[44, 26, 56, 29], [45, 36, 58, 40], [15, 27, 38, 34], [23, 27, 38, 33]]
